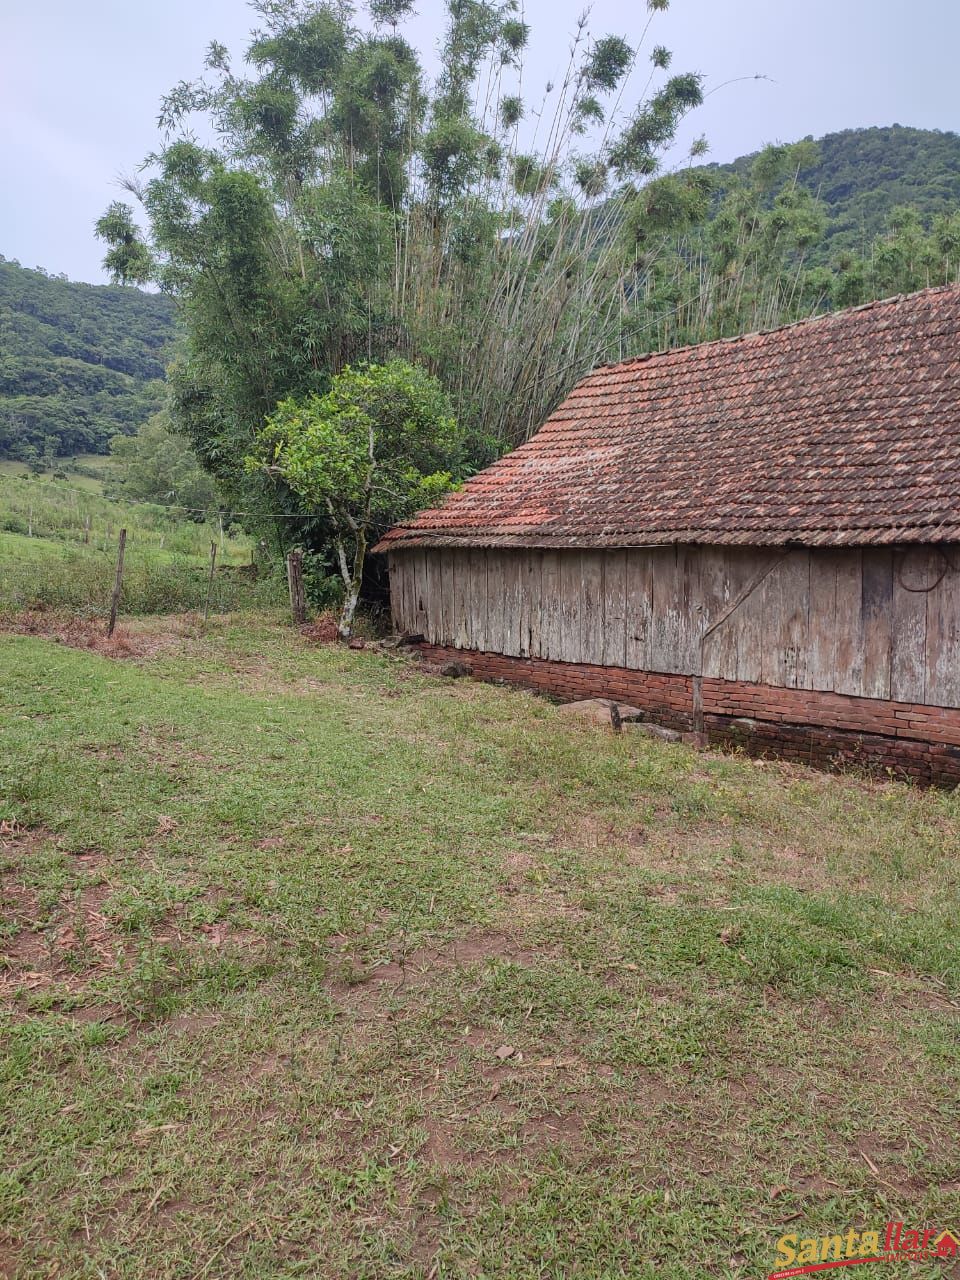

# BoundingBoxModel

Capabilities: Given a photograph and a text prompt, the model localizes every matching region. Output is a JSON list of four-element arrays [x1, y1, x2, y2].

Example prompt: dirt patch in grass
[[414, 1043, 598, 1173], [418, 1107, 588, 1171], [557, 812, 640, 851], [216, 665, 337, 697], [496, 846, 545, 897], [0, 821, 262, 1015], [868, 969, 960, 1014], [0, 1244, 25, 1280], [757, 841, 836, 891], [0, 832, 134, 1005], [301, 614, 341, 644], [0, 609, 195, 662], [325, 928, 544, 1011]]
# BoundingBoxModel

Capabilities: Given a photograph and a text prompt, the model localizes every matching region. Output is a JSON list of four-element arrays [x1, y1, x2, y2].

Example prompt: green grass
[[0, 471, 248, 560], [0, 530, 279, 616], [1, 615, 958, 1278], [0, 480, 281, 617], [0, 456, 119, 496]]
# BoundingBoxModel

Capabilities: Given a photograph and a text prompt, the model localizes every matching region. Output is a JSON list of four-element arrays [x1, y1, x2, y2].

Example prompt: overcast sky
[[2, 0, 958, 285]]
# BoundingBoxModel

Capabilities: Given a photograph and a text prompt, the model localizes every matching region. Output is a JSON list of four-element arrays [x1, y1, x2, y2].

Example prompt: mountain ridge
[[706, 124, 960, 255], [0, 257, 175, 462]]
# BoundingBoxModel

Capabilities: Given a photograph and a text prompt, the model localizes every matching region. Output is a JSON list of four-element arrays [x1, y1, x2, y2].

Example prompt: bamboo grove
[[96, 0, 960, 564]]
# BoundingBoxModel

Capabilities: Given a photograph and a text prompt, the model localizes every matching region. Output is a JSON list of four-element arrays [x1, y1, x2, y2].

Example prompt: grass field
[[0, 456, 119, 496], [1, 614, 958, 1278], [0, 476, 279, 618], [0, 472, 248, 560]]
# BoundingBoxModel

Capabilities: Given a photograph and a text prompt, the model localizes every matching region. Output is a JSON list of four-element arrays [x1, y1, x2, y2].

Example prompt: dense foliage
[[0, 258, 174, 462], [7, 117, 959, 488], [630, 143, 960, 349], [254, 360, 461, 634], [96, 0, 707, 550], [95, 0, 960, 600], [108, 413, 219, 513]]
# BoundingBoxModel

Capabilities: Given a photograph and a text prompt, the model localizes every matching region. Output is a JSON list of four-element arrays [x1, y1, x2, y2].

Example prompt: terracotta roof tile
[[374, 285, 960, 551]]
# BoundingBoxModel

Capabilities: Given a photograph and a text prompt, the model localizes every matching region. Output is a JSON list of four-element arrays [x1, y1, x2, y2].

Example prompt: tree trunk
[[337, 531, 366, 639]]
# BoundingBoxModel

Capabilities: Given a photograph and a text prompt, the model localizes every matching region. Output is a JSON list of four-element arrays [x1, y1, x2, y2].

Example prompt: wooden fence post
[[107, 528, 127, 637], [203, 540, 218, 622], [83, 514, 91, 545], [287, 549, 306, 625]]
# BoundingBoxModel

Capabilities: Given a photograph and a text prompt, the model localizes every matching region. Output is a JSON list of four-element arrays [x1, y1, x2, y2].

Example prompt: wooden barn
[[374, 286, 960, 784]]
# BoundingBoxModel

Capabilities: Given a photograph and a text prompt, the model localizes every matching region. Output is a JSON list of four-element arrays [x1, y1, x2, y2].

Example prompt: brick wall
[[414, 644, 960, 787]]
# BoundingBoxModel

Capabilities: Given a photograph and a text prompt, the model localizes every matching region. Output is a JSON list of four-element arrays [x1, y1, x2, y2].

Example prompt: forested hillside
[[5, 122, 959, 470], [711, 125, 960, 257], [0, 258, 175, 462]]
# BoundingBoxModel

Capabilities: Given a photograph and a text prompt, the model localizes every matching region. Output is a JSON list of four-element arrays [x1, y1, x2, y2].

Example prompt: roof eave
[[373, 524, 960, 553]]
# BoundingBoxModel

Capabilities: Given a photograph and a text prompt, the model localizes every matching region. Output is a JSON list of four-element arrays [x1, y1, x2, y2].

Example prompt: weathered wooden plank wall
[[387, 544, 960, 708]]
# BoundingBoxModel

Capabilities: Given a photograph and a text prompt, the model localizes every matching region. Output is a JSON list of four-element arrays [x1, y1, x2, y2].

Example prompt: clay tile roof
[[373, 285, 960, 552]]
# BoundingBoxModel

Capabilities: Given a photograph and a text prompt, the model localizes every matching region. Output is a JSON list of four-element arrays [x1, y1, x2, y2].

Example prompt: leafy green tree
[[97, 0, 705, 547], [251, 360, 462, 636], [94, 204, 156, 287], [625, 144, 960, 348], [108, 412, 219, 512], [702, 126, 960, 264]]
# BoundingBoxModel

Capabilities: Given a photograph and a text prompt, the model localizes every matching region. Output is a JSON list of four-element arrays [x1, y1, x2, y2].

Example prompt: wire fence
[[0, 474, 283, 620], [0, 472, 252, 559]]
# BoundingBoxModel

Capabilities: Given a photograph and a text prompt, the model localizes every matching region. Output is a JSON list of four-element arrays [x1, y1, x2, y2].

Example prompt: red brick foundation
[[414, 644, 960, 787]]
